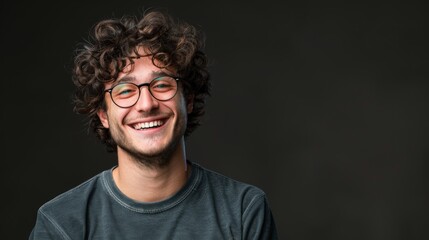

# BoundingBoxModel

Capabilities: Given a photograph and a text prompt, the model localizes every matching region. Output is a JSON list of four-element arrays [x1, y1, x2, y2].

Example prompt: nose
[[134, 86, 159, 112]]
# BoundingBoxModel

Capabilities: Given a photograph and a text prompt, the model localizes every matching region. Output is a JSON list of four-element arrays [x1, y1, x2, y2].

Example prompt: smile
[[133, 120, 164, 130]]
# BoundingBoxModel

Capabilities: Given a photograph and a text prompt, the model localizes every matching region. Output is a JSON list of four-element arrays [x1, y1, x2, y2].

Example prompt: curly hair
[[72, 10, 211, 152]]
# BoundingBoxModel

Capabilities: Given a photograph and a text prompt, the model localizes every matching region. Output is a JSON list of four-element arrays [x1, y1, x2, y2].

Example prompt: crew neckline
[[101, 161, 201, 214]]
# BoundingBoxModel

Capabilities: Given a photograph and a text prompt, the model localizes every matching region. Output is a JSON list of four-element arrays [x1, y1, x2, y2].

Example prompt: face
[[97, 54, 193, 166]]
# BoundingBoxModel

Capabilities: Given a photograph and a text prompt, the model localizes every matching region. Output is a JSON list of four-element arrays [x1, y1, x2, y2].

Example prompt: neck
[[113, 139, 190, 202]]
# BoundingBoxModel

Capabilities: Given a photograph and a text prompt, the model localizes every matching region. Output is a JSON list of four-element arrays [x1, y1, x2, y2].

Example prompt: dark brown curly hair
[[71, 10, 211, 152]]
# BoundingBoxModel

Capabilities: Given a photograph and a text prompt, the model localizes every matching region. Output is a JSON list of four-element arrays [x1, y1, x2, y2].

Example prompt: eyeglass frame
[[104, 75, 181, 108]]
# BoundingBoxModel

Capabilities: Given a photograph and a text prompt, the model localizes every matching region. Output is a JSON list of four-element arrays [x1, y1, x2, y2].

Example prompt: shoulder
[[192, 162, 267, 208], [37, 170, 106, 218], [30, 171, 109, 239]]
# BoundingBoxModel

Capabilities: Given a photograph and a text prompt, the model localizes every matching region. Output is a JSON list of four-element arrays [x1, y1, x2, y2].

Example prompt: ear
[[97, 109, 110, 128], [186, 95, 194, 114]]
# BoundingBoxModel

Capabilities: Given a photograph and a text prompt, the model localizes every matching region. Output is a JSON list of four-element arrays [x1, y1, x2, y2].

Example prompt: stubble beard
[[110, 114, 187, 169]]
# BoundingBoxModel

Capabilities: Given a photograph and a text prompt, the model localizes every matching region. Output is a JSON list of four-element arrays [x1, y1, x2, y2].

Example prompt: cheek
[[167, 97, 188, 120], [106, 106, 128, 125], [178, 96, 189, 115], [116, 110, 129, 124]]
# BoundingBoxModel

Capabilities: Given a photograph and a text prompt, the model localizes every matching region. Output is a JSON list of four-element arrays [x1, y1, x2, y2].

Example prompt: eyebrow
[[116, 70, 172, 84]]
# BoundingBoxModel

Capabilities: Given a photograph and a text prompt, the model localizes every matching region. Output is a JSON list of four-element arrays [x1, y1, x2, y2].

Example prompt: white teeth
[[133, 120, 163, 130]]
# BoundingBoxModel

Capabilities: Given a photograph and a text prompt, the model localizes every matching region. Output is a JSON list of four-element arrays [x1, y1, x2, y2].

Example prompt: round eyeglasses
[[104, 76, 180, 108]]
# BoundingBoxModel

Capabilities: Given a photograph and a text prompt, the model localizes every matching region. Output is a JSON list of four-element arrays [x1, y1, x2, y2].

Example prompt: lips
[[132, 120, 165, 130]]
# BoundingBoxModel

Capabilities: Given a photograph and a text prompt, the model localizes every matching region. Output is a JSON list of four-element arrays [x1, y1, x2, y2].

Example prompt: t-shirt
[[29, 161, 278, 239]]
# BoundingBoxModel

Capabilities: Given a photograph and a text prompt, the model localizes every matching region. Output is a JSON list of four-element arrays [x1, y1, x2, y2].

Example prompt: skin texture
[[97, 51, 193, 202]]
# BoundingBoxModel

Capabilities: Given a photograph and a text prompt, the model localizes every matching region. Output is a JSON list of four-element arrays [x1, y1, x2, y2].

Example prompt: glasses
[[104, 76, 180, 108]]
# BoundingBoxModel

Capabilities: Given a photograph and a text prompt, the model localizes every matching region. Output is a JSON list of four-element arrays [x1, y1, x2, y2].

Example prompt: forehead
[[119, 56, 159, 78], [107, 48, 175, 88]]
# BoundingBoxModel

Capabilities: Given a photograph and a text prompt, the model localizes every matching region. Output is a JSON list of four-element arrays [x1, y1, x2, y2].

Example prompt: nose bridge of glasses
[[137, 82, 151, 90], [137, 82, 156, 102], [137, 82, 153, 96]]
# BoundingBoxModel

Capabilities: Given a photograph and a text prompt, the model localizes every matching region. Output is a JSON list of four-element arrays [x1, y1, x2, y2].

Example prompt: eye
[[151, 77, 176, 92], [112, 84, 138, 98]]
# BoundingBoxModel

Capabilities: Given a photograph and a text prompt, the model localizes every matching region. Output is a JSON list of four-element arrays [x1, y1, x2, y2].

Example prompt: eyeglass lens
[[110, 76, 178, 108]]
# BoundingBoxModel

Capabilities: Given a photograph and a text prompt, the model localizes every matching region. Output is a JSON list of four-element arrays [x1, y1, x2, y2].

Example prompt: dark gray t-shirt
[[29, 161, 278, 239]]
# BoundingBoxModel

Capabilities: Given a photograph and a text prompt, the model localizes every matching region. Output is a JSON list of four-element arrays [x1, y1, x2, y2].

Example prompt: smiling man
[[29, 10, 278, 239]]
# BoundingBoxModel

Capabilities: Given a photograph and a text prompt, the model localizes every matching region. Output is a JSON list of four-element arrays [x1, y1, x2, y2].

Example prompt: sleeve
[[29, 209, 70, 240], [242, 195, 278, 240]]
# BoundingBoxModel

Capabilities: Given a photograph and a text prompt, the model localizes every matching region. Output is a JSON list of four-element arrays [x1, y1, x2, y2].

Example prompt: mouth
[[132, 120, 165, 130]]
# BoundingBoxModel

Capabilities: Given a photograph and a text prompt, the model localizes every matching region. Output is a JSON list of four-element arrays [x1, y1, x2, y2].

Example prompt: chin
[[131, 135, 181, 160]]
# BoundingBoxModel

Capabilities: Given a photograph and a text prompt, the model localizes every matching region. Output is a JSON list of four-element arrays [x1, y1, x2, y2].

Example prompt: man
[[30, 9, 278, 239]]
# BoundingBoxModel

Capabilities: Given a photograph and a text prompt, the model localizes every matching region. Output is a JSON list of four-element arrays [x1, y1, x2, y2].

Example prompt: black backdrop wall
[[1, 1, 428, 239]]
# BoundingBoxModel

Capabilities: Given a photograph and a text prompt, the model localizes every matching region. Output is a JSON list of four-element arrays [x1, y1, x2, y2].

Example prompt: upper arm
[[29, 209, 70, 240], [242, 195, 278, 240]]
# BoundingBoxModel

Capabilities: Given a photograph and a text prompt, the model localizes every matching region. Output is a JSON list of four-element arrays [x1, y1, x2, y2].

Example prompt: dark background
[[1, 1, 428, 239]]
